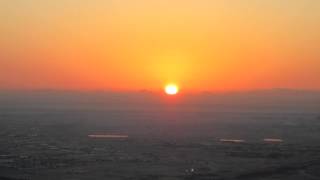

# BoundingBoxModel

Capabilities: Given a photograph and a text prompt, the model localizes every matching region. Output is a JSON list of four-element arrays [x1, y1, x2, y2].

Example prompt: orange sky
[[1, 1, 320, 92]]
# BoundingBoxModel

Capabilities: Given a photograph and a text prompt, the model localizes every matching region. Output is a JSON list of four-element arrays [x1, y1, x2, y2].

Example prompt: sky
[[0, 0, 319, 92]]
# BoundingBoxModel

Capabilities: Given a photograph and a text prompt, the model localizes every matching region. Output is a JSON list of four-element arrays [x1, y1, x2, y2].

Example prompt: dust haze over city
[[1, 1, 320, 180]]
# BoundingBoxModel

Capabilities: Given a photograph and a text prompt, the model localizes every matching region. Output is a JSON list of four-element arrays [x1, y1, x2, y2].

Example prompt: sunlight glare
[[165, 84, 179, 95]]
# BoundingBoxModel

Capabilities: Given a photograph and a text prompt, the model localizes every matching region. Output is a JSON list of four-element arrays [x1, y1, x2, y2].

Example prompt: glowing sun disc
[[165, 84, 179, 95]]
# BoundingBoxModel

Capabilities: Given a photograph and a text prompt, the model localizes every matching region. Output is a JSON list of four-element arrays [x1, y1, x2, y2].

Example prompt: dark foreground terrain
[[0, 91, 320, 179]]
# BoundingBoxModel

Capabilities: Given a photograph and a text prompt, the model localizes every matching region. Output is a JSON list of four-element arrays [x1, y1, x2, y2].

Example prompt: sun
[[165, 84, 179, 95]]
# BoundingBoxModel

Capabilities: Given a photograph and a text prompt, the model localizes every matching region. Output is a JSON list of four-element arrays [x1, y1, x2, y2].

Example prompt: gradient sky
[[1, 0, 319, 92]]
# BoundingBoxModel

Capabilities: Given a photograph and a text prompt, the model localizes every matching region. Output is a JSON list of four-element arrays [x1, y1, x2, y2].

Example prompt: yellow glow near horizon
[[165, 84, 179, 95]]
